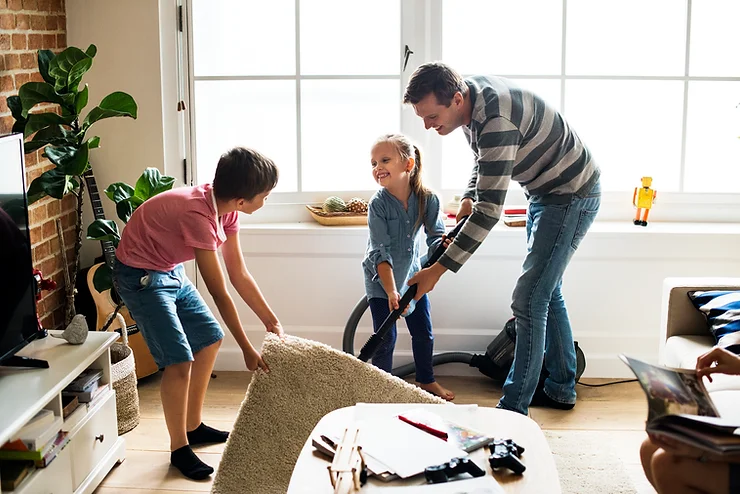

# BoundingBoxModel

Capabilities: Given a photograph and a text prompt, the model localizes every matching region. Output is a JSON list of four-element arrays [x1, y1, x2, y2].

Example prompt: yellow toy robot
[[633, 177, 657, 226]]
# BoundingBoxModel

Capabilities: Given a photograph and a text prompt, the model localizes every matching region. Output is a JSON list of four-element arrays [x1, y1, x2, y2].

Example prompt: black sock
[[529, 388, 575, 410], [187, 422, 229, 445], [170, 445, 214, 480]]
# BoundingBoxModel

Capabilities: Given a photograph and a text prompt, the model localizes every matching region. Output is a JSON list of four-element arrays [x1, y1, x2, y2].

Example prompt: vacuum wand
[[357, 215, 470, 363]]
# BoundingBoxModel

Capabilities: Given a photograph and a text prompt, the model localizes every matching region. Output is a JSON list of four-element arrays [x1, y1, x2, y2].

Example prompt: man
[[404, 62, 601, 415]]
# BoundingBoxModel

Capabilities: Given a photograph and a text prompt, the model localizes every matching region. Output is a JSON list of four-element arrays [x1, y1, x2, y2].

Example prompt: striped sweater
[[439, 75, 600, 273]]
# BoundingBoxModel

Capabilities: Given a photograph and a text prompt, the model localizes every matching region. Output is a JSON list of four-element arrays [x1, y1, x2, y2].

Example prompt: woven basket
[[108, 313, 140, 435], [305, 205, 367, 226]]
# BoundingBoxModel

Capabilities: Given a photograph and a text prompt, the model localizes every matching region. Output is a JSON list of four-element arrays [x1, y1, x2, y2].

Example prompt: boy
[[113, 147, 283, 480]]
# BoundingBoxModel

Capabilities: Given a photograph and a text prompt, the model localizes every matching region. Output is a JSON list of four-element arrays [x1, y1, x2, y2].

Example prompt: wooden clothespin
[[327, 426, 367, 493]]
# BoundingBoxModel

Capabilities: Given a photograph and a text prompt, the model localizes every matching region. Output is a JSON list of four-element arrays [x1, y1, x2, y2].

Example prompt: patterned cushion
[[687, 290, 740, 348]]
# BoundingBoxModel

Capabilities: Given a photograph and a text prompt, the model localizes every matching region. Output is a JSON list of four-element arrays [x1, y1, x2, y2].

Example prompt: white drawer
[[70, 390, 118, 491], [15, 445, 73, 494]]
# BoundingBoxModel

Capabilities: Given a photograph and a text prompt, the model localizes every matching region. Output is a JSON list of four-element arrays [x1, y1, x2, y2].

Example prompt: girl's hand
[[387, 290, 410, 316], [243, 347, 269, 372], [441, 235, 452, 249], [696, 347, 740, 382]]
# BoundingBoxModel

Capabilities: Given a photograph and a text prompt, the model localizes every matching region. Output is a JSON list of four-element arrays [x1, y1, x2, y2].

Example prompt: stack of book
[[62, 368, 104, 404], [0, 408, 71, 488], [503, 208, 527, 227]]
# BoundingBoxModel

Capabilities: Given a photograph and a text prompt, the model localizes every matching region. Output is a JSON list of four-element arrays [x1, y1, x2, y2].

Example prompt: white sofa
[[659, 277, 740, 421]]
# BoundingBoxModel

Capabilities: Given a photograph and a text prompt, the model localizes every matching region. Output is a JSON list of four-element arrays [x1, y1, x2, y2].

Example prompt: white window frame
[[181, 0, 740, 224]]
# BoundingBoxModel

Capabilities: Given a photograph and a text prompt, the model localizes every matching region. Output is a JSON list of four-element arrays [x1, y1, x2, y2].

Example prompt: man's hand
[[266, 321, 285, 339], [407, 263, 447, 301], [457, 197, 474, 223], [243, 347, 269, 372], [696, 347, 740, 382]]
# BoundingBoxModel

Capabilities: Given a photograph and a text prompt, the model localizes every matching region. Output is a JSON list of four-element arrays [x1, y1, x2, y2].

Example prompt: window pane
[[194, 81, 297, 192], [301, 80, 400, 191], [192, 0, 295, 76], [567, 0, 686, 76], [689, 1, 740, 77], [441, 79, 561, 190], [684, 82, 740, 192], [300, 0, 399, 75], [564, 80, 684, 191], [442, 0, 562, 75]]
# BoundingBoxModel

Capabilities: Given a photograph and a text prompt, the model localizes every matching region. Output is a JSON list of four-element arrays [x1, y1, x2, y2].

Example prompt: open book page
[[648, 416, 740, 456], [619, 355, 719, 422]]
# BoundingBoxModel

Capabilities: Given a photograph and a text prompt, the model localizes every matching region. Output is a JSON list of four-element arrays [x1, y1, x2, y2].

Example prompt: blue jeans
[[368, 294, 435, 384], [112, 260, 224, 369], [498, 182, 601, 415]]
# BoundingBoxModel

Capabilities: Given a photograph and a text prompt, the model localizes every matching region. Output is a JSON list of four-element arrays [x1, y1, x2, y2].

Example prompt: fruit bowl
[[305, 205, 368, 226]]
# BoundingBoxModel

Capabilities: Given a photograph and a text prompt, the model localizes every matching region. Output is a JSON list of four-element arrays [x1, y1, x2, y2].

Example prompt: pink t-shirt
[[116, 183, 240, 272]]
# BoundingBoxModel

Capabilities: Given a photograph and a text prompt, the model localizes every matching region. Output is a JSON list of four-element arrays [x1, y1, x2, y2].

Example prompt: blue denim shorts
[[731, 463, 740, 492], [112, 260, 224, 368]]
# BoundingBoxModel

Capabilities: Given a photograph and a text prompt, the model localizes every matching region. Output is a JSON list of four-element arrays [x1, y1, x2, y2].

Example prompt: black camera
[[488, 438, 526, 475], [424, 457, 486, 484]]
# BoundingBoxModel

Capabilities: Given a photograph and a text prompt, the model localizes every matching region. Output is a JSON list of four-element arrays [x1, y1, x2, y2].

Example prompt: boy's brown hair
[[213, 147, 279, 201]]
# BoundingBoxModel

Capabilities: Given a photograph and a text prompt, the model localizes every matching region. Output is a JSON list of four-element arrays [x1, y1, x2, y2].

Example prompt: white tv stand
[[0, 331, 125, 493]]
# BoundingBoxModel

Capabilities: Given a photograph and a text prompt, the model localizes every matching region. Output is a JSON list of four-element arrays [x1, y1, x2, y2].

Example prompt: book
[[397, 408, 492, 453], [16, 409, 54, 437], [2, 415, 63, 452], [0, 460, 34, 491], [33, 431, 70, 468], [620, 354, 740, 456], [65, 368, 103, 392]]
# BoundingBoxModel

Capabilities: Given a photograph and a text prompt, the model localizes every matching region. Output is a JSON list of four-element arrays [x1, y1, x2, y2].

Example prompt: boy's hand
[[696, 347, 740, 382], [243, 347, 269, 372], [266, 321, 285, 339]]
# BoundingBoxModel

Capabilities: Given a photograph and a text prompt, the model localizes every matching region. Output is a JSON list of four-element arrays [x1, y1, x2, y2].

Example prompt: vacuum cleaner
[[344, 216, 586, 386]]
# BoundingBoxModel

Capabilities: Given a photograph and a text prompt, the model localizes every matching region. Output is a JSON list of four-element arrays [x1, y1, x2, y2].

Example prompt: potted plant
[[5, 45, 138, 325]]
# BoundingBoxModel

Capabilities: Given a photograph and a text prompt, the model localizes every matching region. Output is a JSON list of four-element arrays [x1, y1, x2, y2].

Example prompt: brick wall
[[1, 0, 73, 330]]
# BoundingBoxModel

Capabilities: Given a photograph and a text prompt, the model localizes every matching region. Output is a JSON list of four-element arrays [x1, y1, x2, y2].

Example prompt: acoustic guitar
[[84, 172, 159, 379]]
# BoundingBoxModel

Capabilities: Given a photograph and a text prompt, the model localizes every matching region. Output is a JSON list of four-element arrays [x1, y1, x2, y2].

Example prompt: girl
[[362, 133, 454, 401]]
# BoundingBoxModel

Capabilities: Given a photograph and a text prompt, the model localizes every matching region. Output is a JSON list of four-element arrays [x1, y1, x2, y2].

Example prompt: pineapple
[[346, 197, 368, 214]]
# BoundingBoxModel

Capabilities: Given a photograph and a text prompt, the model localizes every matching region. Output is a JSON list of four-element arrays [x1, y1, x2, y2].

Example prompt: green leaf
[[12, 120, 26, 134], [87, 136, 100, 149], [19, 82, 66, 117], [7, 96, 25, 122], [37, 50, 56, 85], [82, 92, 137, 129], [49, 47, 92, 93], [67, 57, 93, 93], [27, 169, 77, 203], [23, 112, 70, 138], [85, 44, 97, 58], [45, 144, 89, 176], [92, 263, 113, 293], [23, 125, 70, 153], [134, 168, 175, 201], [104, 182, 135, 203], [75, 85, 89, 115], [116, 199, 135, 224], [86, 219, 120, 248]]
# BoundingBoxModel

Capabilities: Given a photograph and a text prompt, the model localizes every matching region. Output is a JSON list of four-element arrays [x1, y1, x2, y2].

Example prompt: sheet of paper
[[356, 415, 469, 478], [362, 475, 505, 493]]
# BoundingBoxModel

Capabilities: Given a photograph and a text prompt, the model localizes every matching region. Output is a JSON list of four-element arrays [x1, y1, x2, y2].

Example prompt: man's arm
[[221, 234, 283, 337], [194, 247, 267, 370], [438, 117, 522, 272]]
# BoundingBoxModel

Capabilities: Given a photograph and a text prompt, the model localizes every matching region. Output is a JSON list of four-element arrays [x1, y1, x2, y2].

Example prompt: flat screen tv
[[0, 132, 47, 368]]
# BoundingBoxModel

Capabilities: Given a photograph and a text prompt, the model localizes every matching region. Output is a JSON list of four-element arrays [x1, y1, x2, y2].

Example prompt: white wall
[[200, 222, 740, 378]]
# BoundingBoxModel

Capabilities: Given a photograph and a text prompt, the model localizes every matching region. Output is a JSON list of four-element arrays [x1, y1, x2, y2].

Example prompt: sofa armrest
[[659, 277, 740, 362]]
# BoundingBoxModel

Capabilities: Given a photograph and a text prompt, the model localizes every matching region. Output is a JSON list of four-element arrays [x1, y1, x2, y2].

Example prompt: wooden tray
[[306, 205, 367, 226]]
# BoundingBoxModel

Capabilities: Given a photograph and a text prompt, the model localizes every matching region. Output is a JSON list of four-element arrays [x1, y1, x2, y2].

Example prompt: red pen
[[398, 414, 448, 441]]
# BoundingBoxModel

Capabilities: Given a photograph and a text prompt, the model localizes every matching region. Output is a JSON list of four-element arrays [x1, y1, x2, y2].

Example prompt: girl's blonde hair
[[374, 133, 431, 231]]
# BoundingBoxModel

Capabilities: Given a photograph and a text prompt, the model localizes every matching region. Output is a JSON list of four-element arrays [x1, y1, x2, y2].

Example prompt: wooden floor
[[95, 372, 655, 494]]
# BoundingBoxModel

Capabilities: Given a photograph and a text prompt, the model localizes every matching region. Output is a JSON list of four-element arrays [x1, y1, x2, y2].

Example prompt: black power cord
[[577, 379, 637, 387]]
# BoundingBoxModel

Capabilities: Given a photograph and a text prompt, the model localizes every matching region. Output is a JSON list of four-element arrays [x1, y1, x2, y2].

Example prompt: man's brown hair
[[403, 62, 466, 106]]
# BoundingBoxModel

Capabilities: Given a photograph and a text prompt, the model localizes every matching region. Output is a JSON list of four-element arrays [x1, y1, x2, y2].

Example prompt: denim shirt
[[362, 188, 446, 315]]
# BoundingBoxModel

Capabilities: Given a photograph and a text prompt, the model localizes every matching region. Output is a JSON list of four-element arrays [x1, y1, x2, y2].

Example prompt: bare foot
[[418, 381, 455, 401]]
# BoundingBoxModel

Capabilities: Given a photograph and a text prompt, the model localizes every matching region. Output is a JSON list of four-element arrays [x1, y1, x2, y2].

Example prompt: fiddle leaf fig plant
[[87, 167, 175, 292], [5, 44, 138, 326]]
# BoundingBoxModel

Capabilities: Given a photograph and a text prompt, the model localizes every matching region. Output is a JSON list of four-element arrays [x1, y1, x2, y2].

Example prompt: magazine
[[620, 354, 740, 456]]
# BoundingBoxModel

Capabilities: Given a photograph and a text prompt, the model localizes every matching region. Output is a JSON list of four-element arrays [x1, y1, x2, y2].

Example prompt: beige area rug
[[210, 334, 444, 494], [545, 430, 637, 494]]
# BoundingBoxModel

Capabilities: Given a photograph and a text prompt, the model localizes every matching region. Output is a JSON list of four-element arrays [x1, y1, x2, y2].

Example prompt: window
[[185, 1, 740, 221]]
